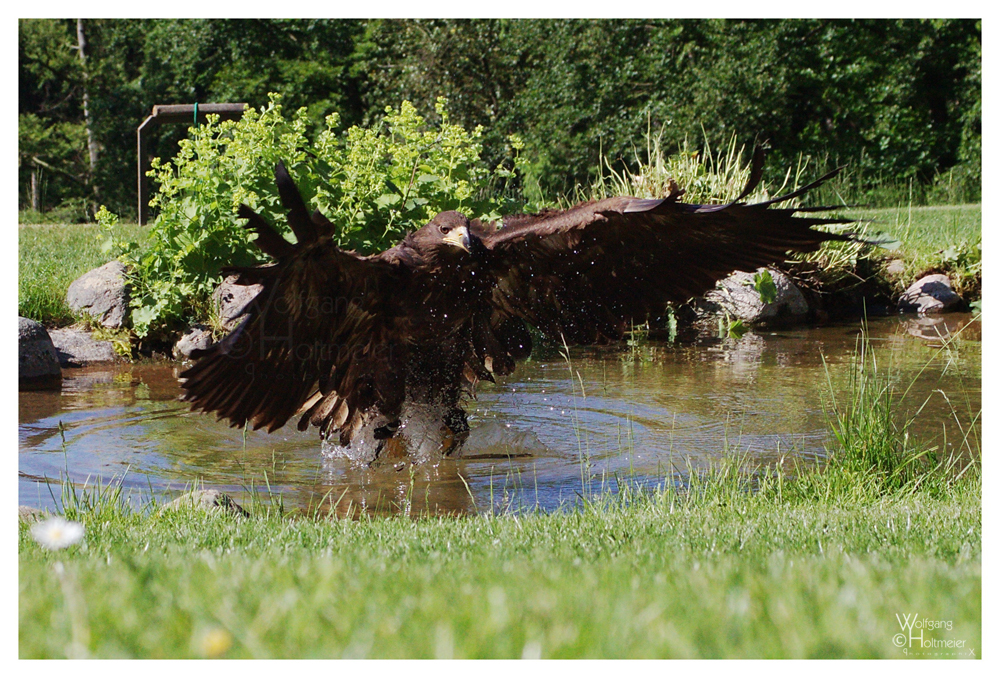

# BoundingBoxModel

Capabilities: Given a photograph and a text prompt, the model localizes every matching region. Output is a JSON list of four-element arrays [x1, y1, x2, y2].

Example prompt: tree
[[18, 18, 981, 218], [18, 19, 90, 218]]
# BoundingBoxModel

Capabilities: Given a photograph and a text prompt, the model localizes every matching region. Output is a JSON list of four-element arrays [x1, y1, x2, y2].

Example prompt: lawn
[[18, 463, 981, 659], [18, 222, 146, 325], [845, 203, 982, 299]]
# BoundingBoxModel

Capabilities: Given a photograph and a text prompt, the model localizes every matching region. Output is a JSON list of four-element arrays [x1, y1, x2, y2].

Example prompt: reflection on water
[[19, 315, 981, 516]]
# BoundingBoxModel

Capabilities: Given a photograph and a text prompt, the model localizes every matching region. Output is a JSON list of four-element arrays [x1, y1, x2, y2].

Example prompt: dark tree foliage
[[20, 18, 365, 218], [355, 18, 981, 202], [19, 19, 90, 218], [19, 18, 981, 217]]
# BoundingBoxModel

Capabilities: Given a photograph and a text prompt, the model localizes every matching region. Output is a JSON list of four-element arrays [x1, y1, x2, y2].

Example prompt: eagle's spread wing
[[480, 162, 852, 346], [179, 163, 399, 445]]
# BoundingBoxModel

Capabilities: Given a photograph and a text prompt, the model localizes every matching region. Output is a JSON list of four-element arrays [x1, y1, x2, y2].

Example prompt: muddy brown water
[[19, 314, 980, 517]]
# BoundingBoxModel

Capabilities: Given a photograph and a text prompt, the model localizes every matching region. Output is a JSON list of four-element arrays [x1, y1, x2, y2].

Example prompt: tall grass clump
[[591, 130, 799, 205], [589, 128, 875, 308], [812, 329, 977, 500]]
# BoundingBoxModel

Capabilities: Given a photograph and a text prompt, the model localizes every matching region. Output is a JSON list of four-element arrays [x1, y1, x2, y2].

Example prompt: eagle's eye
[[439, 224, 452, 235]]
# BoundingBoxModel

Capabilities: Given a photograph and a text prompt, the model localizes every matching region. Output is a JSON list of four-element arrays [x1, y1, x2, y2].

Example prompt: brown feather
[[274, 161, 318, 245]]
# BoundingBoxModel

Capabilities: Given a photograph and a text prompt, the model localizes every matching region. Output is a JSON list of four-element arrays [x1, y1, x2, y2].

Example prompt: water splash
[[320, 403, 549, 466]]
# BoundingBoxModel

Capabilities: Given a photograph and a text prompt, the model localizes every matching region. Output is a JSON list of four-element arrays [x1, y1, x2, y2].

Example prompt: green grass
[[845, 204, 982, 300], [18, 222, 145, 325], [18, 463, 981, 659]]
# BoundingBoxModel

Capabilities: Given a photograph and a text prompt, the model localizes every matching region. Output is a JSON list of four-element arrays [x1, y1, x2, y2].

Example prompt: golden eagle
[[180, 155, 850, 449]]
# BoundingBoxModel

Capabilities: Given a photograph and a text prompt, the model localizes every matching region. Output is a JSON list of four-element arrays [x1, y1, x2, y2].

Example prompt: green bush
[[106, 94, 523, 339]]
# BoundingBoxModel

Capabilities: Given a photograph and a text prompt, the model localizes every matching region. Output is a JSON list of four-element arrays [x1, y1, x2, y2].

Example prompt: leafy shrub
[[105, 94, 523, 339]]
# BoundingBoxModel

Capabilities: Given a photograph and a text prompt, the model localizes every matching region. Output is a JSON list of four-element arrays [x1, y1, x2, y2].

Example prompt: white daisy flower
[[29, 517, 85, 550]]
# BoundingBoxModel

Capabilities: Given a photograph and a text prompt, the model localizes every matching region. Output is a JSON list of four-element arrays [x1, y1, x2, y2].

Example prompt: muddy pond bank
[[19, 314, 980, 517]]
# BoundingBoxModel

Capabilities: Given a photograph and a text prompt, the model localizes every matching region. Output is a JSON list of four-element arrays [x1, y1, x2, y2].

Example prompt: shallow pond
[[19, 314, 980, 516]]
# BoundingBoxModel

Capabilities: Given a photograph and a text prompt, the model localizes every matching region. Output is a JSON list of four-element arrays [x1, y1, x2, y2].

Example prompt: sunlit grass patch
[[18, 463, 980, 658], [18, 222, 146, 325], [591, 131, 792, 205], [844, 204, 981, 300]]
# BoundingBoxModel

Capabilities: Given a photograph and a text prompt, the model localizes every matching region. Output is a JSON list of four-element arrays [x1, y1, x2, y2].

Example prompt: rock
[[174, 323, 214, 359], [66, 260, 129, 328], [48, 327, 119, 366], [898, 274, 963, 314], [886, 259, 907, 276], [701, 268, 809, 324], [161, 489, 248, 517], [212, 275, 263, 331], [18, 317, 62, 390], [18, 506, 49, 523]]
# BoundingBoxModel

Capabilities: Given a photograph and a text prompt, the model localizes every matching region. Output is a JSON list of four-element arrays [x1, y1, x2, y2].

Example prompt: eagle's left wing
[[478, 162, 852, 347]]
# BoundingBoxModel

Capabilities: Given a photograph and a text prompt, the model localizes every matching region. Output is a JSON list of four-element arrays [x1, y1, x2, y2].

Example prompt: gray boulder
[[701, 268, 808, 324], [898, 274, 963, 314], [161, 489, 248, 517], [174, 323, 214, 359], [66, 260, 129, 328], [18, 317, 62, 390], [48, 327, 119, 366], [212, 275, 262, 331]]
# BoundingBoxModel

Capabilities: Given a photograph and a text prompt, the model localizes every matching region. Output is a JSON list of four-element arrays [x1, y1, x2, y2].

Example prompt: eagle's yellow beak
[[443, 225, 471, 253]]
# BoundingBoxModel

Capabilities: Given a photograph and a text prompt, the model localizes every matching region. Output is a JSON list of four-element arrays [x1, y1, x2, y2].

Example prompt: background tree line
[[19, 18, 981, 221]]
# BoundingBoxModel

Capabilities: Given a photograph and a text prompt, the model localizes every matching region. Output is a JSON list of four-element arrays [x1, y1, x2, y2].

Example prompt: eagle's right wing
[[179, 163, 400, 445]]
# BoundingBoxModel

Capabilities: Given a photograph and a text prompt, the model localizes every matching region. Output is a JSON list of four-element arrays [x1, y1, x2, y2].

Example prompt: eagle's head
[[410, 211, 483, 261]]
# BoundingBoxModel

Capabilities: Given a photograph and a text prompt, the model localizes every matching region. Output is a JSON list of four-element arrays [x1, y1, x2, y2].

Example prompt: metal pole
[[136, 113, 156, 226], [136, 103, 246, 226]]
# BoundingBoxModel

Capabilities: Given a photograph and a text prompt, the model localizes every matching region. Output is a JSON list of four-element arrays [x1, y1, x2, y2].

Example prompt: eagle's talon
[[374, 420, 400, 440]]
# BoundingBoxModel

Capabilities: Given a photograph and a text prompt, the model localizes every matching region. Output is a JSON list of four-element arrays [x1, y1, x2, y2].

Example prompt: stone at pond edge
[[18, 317, 62, 390], [174, 323, 214, 359], [18, 506, 49, 523], [161, 490, 249, 517], [699, 268, 808, 324], [48, 327, 119, 366], [213, 275, 263, 331], [66, 260, 130, 329], [897, 274, 963, 314]]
